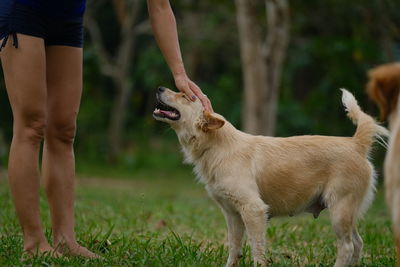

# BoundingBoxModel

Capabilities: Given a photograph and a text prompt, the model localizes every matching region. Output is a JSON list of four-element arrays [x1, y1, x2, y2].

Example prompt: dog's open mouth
[[153, 97, 181, 121]]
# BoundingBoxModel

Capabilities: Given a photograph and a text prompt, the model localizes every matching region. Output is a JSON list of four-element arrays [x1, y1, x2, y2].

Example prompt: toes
[[55, 242, 101, 259]]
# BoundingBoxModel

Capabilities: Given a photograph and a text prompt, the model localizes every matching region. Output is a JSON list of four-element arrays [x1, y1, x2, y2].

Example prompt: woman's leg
[[43, 45, 97, 258], [0, 34, 54, 254]]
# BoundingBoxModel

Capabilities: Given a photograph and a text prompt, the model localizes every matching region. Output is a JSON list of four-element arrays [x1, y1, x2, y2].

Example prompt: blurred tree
[[1, 0, 399, 169], [235, 0, 289, 136], [177, 0, 241, 125], [85, 0, 150, 161], [0, 129, 5, 170]]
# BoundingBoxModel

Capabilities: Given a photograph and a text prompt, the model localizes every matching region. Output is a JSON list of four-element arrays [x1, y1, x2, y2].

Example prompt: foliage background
[[0, 0, 399, 175], [0, 2, 399, 265]]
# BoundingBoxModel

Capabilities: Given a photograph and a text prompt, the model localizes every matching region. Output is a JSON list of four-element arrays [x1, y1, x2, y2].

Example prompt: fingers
[[184, 86, 197, 102], [174, 77, 197, 101], [174, 75, 214, 112], [189, 81, 213, 112], [198, 93, 213, 113]]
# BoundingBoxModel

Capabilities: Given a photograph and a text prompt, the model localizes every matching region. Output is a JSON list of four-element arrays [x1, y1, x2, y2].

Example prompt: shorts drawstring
[[0, 32, 18, 51], [12, 32, 18, 48]]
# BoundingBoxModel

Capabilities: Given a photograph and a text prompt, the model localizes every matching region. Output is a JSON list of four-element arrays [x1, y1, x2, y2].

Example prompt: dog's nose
[[158, 86, 166, 93]]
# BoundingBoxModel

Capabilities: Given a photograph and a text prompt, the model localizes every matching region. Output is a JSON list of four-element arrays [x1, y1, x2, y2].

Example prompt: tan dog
[[367, 62, 400, 266], [153, 87, 388, 267]]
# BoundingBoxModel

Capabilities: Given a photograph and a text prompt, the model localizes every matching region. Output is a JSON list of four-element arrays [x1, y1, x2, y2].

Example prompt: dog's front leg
[[239, 199, 268, 266], [223, 209, 245, 267], [211, 193, 245, 267]]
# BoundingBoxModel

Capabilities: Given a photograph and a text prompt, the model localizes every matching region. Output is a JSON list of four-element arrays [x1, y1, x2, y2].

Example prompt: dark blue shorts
[[0, 2, 84, 49]]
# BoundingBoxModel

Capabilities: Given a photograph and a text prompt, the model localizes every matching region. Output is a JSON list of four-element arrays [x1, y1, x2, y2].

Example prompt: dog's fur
[[367, 62, 400, 266], [154, 88, 388, 267]]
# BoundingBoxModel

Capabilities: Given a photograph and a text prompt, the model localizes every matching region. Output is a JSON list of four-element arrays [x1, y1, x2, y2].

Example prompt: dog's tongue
[[160, 110, 177, 118]]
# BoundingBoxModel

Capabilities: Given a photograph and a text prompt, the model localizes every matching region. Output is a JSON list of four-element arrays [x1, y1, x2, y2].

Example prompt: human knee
[[15, 116, 47, 143], [46, 119, 77, 144]]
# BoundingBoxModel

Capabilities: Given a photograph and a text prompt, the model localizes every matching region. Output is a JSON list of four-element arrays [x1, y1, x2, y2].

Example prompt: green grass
[[0, 169, 396, 266]]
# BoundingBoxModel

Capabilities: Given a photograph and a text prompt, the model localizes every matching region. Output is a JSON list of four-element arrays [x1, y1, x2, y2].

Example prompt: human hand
[[174, 74, 213, 113]]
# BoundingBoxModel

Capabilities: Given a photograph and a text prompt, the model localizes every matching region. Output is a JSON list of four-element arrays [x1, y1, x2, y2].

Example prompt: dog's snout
[[158, 86, 166, 93]]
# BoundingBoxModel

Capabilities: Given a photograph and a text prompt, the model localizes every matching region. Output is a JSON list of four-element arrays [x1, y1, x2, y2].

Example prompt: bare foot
[[55, 241, 101, 259], [23, 242, 62, 259]]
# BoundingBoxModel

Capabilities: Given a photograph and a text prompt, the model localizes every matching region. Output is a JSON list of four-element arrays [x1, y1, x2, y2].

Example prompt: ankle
[[23, 229, 48, 248], [53, 233, 77, 247]]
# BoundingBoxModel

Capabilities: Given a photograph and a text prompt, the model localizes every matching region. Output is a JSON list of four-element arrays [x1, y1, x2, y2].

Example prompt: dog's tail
[[341, 88, 389, 154]]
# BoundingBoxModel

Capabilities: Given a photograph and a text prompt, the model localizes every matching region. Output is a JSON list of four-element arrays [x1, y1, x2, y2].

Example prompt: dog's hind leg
[[329, 196, 359, 267], [349, 228, 363, 265]]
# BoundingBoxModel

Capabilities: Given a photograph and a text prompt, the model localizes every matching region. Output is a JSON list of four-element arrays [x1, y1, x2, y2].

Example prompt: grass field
[[0, 169, 396, 267]]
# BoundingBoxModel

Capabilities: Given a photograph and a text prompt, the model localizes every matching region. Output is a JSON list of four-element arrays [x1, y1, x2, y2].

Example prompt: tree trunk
[[236, 0, 266, 135], [85, 0, 146, 162], [108, 79, 132, 161], [235, 0, 289, 136], [0, 129, 5, 172]]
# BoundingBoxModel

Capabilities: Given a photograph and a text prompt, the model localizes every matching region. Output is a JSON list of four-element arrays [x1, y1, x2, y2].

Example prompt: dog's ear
[[367, 77, 389, 120], [199, 112, 225, 132], [367, 68, 400, 121]]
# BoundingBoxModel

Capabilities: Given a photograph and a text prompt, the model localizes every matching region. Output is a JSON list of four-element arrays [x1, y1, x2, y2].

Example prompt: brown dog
[[367, 62, 400, 266], [154, 87, 388, 267]]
